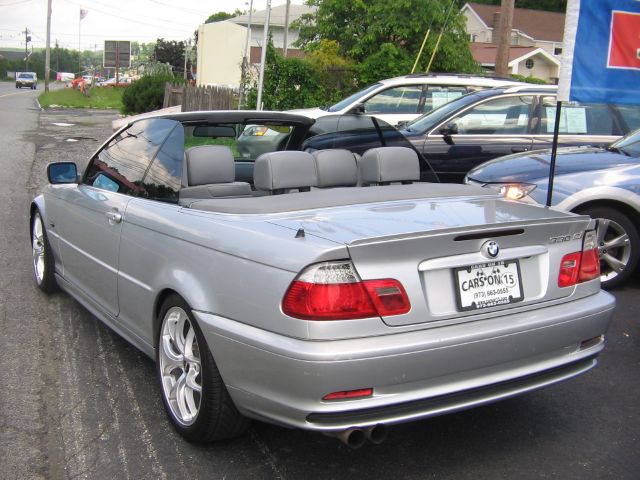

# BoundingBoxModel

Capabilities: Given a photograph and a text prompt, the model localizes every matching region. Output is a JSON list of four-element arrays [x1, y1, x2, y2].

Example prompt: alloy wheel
[[158, 307, 202, 426]]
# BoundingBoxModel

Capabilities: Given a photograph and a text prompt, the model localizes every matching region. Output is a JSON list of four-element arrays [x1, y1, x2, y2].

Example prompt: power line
[[62, 0, 196, 33]]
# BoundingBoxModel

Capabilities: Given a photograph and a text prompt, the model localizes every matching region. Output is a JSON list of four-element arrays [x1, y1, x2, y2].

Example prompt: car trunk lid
[[270, 195, 594, 327]]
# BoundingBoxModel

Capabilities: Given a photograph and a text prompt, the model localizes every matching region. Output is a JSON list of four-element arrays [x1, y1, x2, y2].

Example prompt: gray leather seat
[[359, 147, 420, 185], [180, 145, 252, 202], [254, 151, 318, 194], [312, 149, 358, 188]]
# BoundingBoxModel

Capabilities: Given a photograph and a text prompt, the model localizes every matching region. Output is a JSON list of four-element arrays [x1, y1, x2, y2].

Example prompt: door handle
[[511, 147, 529, 153], [106, 211, 122, 224]]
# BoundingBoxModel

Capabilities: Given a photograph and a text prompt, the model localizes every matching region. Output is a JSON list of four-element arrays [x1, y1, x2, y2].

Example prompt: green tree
[[205, 10, 243, 23], [153, 38, 187, 75], [296, 0, 479, 82], [247, 40, 328, 110]]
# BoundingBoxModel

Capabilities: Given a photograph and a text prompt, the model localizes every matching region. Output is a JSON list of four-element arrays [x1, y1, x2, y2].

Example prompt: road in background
[[0, 95, 638, 479]]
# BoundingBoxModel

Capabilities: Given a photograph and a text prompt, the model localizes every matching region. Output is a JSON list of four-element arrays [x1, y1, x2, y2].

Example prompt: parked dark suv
[[401, 85, 640, 182]]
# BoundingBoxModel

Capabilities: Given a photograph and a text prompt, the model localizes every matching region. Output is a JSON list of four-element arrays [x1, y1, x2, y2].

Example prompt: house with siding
[[462, 2, 564, 82], [196, 4, 314, 88]]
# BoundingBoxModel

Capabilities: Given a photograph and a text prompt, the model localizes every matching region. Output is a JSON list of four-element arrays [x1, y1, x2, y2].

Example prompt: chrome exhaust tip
[[324, 428, 367, 449], [363, 424, 388, 445]]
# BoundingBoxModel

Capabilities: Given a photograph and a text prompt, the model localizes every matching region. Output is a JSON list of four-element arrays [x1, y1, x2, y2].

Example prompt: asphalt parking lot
[[1, 93, 639, 479]]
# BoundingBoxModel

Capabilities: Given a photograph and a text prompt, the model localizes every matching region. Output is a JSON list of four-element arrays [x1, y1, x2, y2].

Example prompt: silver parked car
[[465, 128, 640, 289], [31, 111, 615, 447]]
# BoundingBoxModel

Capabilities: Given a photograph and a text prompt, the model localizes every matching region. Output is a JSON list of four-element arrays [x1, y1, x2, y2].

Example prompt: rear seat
[[359, 146, 420, 185], [312, 149, 358, 188], [254, 151, 318, 194], [179, 145, 252, 204]]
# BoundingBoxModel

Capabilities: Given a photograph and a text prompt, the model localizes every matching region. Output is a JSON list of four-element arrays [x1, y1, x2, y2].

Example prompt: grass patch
[[39, 86, 125, 110]]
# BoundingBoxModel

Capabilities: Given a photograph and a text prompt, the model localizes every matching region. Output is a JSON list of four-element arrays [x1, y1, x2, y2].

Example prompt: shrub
[[121, 73, 181, 115], [511, 73, 548, 85]]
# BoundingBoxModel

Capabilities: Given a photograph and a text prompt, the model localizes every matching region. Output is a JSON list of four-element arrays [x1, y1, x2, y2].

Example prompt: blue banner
[[558, 0, 640, 105]]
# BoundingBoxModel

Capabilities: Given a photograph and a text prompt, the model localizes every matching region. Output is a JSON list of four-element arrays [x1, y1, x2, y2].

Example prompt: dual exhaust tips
[[324, 424, 388, 448]]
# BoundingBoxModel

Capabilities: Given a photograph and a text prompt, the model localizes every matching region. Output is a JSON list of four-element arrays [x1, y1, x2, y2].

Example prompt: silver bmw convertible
[[31, 111, 615, 447]]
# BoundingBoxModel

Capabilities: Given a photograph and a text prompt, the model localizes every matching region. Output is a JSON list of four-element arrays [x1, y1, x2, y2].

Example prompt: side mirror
[[348, 103, 366, 115], [47, 162, 78, 184], [439, 122, 459, 136]]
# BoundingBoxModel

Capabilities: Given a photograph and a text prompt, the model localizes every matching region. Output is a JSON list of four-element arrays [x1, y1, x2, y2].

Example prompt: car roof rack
[[403, 72, 516, 81]]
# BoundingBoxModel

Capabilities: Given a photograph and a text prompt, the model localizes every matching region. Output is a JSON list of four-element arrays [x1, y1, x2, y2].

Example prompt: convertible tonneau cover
[[187, 184, 496, 215]]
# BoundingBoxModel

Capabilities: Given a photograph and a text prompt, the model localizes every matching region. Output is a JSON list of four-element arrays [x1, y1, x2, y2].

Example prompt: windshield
[[327, 83, 382, 112], [403, 91, 489, 133], [18, 73, 35, 79], [610, 128, 640, 158]]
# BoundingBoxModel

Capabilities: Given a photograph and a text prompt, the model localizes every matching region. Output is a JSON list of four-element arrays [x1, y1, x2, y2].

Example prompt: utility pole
[[24, 27, 30, 71], [183, 39, 192, 80], [238, 0, 254, 109], [283, 0, 291, 57], [45, 0, 53, 92], [494, 0, 515, 77], [256, 0, 271, 111]]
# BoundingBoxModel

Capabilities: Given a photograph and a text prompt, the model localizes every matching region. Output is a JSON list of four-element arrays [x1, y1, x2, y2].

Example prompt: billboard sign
[[103, 40, 131, 68]]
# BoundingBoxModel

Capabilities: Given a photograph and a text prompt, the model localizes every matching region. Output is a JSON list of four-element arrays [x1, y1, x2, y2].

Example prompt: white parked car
[[290, 73, 525, 126]]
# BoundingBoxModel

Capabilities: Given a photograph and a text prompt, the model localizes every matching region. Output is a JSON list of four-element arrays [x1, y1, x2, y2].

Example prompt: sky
[[0, 0, 304, 51]]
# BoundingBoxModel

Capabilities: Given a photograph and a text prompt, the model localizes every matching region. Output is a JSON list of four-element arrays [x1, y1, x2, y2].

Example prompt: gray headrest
[[185, 145, 235, 186], [360, 147, 420, 184], [254, 151, 317, 191], [312, 149, 358, 187]]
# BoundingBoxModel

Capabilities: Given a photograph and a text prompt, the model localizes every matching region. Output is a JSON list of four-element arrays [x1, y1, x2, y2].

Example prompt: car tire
[[156, 294, 250, 442], [31, 211, 58, 293], [576, 206, 639, 289]]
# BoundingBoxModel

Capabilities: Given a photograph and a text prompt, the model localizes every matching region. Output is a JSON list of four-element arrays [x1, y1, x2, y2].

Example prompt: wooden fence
[[163, 84, 238, 112]]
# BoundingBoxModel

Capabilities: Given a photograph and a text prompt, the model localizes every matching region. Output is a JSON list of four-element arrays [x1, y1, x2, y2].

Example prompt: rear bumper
[[195, 291, 615, 431]]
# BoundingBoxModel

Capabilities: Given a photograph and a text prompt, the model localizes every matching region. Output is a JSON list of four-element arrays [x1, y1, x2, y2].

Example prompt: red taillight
[[282, 261, 410, 320], [558, 252, 581, 287], [323, 388, 373, 401], [363, 279, 411, 316], [558, 230, 600, 287], [282, 281, 377, 320]]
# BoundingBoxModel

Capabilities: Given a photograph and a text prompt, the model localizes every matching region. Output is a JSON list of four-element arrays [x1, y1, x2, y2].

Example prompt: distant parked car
[[16, 72, 37, 89], [98, 77, 132, 87], [401, 85, 640, 182], [289, 73, 525, 127], [465, 128, 640, 289]]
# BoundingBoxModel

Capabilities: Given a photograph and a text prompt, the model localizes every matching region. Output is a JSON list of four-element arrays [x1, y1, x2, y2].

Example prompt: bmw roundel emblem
[[483, 240, 500, 258]]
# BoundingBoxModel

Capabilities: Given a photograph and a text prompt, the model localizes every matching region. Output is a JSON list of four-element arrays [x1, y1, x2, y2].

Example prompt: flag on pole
[[80, 9, 89, 21], [558, 0, 640, 105]]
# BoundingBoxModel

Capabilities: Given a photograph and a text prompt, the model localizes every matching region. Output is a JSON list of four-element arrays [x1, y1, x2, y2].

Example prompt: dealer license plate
[[455, 260, 523, 311]]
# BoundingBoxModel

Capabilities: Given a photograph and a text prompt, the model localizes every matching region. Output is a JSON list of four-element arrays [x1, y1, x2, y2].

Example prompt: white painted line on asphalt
[[0, 91, 28, 99]]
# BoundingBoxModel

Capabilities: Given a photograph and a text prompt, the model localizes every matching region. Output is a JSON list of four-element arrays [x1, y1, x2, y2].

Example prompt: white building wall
[[196, 21, 247, 88], [463, 11, 491, 43]]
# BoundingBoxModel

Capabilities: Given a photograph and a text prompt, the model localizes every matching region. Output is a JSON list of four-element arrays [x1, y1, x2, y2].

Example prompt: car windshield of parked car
[[402, 91, 488, 133], [18, 73, 35, 79], [609, 129, 640, 157], [327, 83, 382, 112]]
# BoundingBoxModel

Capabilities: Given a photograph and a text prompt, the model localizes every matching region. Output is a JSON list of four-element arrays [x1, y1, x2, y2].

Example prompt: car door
[[422, 94, 535, 183], [54, 118, 177, 317], [530, 96, 625, 151]]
